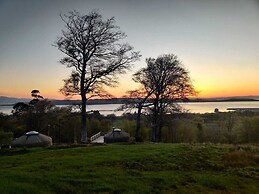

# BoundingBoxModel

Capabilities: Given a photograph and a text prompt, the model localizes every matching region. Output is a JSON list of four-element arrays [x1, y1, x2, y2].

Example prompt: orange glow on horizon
[[2, 86, 259, 100], [194, 83, 259, 99], [1, 75, 259, 100]]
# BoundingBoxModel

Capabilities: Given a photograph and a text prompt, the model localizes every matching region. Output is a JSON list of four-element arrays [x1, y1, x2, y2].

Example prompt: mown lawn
[[0, 143, 259, 194]]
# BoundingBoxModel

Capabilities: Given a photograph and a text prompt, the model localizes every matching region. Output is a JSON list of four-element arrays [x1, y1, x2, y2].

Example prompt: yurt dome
[[12, 131, 52, 147], [104, 128, 129, 143]]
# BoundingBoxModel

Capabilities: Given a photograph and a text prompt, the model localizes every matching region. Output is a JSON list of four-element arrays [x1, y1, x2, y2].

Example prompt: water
[[0, 104, 126, 116], [180, 101, 259, 113], [0, 106, 15, 115], [2, 101, 259, 115]]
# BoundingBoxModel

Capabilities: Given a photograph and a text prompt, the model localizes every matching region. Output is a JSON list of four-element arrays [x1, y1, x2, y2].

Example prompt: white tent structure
[[12, 131, 52, 147], [104, 128, 129, 143]]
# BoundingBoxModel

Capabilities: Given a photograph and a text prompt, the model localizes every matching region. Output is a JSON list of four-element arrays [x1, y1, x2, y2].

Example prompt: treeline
[[159, 112, 259, 144], [0, 90, 259, 145], [0, 107, 110, 145], [1, 105, 259, 145], [113, 111, 259, 144]]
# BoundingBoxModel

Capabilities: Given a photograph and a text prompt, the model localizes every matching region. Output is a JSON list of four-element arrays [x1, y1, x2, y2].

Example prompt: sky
[[0, 0, 259, 99]]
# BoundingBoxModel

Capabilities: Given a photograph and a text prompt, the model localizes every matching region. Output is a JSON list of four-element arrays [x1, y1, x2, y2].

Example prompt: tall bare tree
[[132, 54, 196, 142], [120, 71, 155, 142], [120, 89, 153, 142], [54, 10, 140, 143]]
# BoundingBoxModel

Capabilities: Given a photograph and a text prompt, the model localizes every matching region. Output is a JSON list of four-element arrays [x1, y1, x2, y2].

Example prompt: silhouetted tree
[[12, 89, 43, 115], [12, 90, 54, 133], [120, 89, 153, 142], [133, 54, 196, 142], [30, 89, 43, 105], [54, 10, 140, 143], [12, 102, 31, 115]]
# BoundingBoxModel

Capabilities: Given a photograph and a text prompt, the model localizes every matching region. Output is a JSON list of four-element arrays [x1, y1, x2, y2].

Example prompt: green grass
[[0, 144, 259, 194]]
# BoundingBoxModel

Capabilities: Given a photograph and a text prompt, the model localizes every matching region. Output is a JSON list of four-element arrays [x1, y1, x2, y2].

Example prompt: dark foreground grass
[[0, 144, 259, 194]]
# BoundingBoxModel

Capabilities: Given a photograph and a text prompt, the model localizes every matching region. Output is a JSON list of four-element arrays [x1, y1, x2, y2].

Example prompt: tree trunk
[[151, 127, 156, 142], [135, 105, 142, 142], [157, 112, 163, 142], [73, 126, 77, 144], [151, 102, 158, 142], [158, 123, 162, 142], [81, 94, 87, 144]]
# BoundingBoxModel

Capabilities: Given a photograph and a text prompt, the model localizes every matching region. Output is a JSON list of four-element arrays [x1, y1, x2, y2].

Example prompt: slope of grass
[[0, 144, 259, 194]]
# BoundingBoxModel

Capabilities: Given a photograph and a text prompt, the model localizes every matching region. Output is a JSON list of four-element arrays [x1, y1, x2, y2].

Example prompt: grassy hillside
[[0, 144, 259, 194]]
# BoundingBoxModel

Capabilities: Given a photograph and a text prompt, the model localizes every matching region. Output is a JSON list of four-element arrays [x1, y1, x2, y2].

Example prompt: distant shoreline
[[0, 97, 258, 106]]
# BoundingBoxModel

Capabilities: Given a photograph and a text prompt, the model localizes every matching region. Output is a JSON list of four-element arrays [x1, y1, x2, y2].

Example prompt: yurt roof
[[12, 131, 52, 147]]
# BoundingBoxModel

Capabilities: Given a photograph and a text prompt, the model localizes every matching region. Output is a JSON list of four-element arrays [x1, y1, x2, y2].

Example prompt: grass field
[[0, 143, 259, 194]]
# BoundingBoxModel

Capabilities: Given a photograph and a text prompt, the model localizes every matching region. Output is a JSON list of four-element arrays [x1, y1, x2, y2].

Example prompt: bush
[[236, 116, 259, 143], [223, 150, 259, 167], [0, 130, 13, 147]]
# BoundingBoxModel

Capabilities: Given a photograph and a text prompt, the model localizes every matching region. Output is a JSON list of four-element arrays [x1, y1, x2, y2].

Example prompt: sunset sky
[[0, 0, 259, 99]]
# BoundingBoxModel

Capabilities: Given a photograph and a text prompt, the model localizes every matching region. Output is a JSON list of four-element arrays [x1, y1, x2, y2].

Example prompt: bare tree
[[120, 89, 153, 142], [54, 10, 140, 143], [132, 54, 196, 142], [120, 69, 156, 141]]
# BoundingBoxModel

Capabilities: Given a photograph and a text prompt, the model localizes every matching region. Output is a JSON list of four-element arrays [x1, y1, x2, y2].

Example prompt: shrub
[[223, 150, 259, 167], [0, 130, 13, 147]]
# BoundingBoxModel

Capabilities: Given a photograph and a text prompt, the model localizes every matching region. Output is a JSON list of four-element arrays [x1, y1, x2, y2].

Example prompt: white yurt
[[12, 131, 52, 147], [104, 128, 129, 143]]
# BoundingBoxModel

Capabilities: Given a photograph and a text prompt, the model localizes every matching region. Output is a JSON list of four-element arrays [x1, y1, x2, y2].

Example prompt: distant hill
[[0, 96, 126, 106], [0, 96, 30, 105], [1, 96, 259, 106]]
